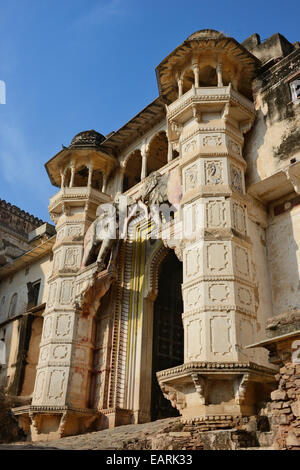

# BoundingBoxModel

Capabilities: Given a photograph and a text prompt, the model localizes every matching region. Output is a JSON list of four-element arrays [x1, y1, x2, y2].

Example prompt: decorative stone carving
[[191, 373, 207, 404], [206, 200, 226, 228], [160, 384, 186, 411], [232, 202, 247, 235], [185, 248, 201, 278], [234, 374, 250, 404], [228, 138, 241, 156], [48, 369, 66, 400], [43, 316, 52, 340], [234, 245, 250, 277], [53, 345, 69, 360], [210, 316, 232, 355], [184, 139, 196, 154], [33, 371, 46, 401], [53, 251, 61, 273], [60, 280, 74, 305], [64, 248, 80, 269], [186, 318, 203, 359], [184, 164, 198, 191], [205, 161, 223, 185], [237, 286, 253, 306], [67, 226, 82, 238], [207, 243, 229, 272], [185, 284, 202, 308], [203, 135, 222, 147], [55, 314, 72, 337], [40, 346, 50, 363], [230, 164, 243, 193], [208, 283, 230, 302], [48, 282, 57, 307]]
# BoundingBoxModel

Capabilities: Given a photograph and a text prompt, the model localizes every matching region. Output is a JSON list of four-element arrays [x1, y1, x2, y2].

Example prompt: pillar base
[[12, 405, 100, 442], [99, 407, 133, 429], [157, 361, 276, 424]]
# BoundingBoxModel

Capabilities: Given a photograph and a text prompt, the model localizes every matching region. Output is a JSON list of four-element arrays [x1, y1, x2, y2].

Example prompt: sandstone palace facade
[[1, 29, 300, 443]]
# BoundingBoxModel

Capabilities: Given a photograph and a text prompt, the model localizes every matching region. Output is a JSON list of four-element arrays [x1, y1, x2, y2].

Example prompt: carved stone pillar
[[159, 83, 275, 422], [216, 62, 223, 87], [141, 149, 147, 180], [29, 186, 111, 440]]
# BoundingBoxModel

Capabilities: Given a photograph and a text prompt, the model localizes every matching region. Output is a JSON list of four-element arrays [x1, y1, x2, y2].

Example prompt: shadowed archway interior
[[151, 250, 184, 421]]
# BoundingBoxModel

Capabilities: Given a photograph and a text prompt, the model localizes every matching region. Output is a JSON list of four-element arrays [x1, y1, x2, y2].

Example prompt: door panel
[[151, 251, 184, 420]]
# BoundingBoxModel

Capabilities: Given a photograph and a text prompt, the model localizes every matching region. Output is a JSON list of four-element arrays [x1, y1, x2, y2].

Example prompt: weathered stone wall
[[270, 362, 300, 449], [244, 46, 300, 186], [266, 205, 300, 317]]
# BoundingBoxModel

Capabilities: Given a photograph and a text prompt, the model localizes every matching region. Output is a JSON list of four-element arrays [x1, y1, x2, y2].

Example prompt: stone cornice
[[0, 235, 55, 281]]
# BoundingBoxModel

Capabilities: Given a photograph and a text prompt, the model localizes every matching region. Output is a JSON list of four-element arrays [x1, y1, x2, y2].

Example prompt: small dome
[[70, 130, 105, 148], [186, 29, 225, 41]]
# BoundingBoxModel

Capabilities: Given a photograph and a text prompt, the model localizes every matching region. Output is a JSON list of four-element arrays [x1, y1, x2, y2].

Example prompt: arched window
[[182, 68, 194, 94], [147, 132, 168, 174], [123, 150, 142, 192], [199, 65, 217, 87], [9, 293, 18, 318]]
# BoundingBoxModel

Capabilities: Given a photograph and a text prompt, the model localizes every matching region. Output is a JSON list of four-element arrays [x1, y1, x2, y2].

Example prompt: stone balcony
[[166, 85, 255, 121], [49, 186, 112, 214]]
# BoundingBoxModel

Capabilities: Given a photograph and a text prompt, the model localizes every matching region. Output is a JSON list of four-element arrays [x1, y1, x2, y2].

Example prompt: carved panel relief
[[39, 346, 50, 363], [33, 371, 46, 402], [210, 316, 232, 355], [185, 247, 201, 278], [206, 243, 229, 272], [53, 345, 69, 360], [184, 163, 198, 192], [67, 225, 82, 238], [238, 318, 254, 359], [228, 138, 242, 156], [232, 202, 247, 235], [64, 248, 80, 269], [48, 369, 66, 400], [230, 164, 243, 193], [203, 135, 222, 147], [234, 245, 250, 278], [53, 251, 61, 273], [55, 314, 72, 337], [205, 160, 223, 185], [56, 228, 65, 240], [48, 282, 57, 307], [183, 139, 196, 155], [208, 283, 230, 303], [185, 284, 202, 310], [60, 279, 74, 305], [43, 316, 52, 340], [206, 199, 226, 228], [186, 318, 203, 360], [237, 286, 253, 306]]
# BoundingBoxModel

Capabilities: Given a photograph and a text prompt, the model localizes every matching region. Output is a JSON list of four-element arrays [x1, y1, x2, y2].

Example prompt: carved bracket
[[191, 373, 208, 405], [160, 384, 186, 411], [234, 373, 250, 405]]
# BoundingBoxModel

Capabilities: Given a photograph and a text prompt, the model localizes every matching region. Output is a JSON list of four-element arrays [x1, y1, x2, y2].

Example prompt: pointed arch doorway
[[151, 250, 184, 421]]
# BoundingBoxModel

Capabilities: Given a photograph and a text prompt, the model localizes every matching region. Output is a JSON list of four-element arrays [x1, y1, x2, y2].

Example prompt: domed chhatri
[[155, 28, 259, 103], [70, 129, 106, 149], [45, 128, 116, 189], [186, 29, 225, 41]]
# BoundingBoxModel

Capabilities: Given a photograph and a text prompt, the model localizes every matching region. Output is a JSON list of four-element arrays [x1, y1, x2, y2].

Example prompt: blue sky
[[0, 0, 299, 222]]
